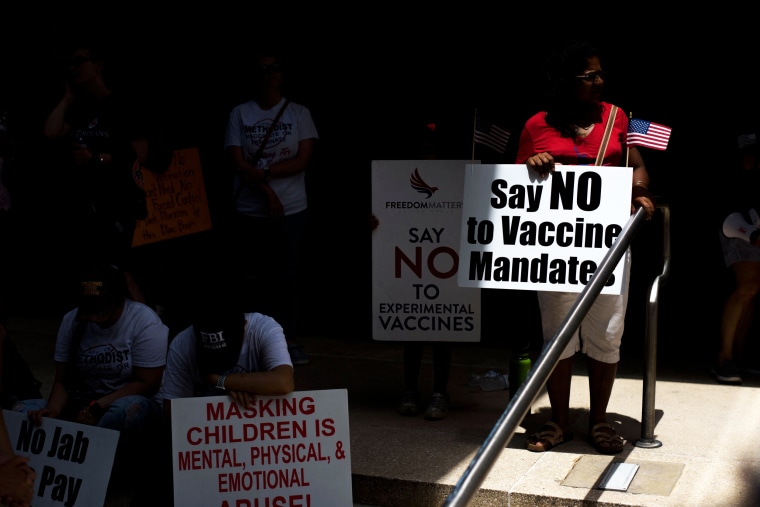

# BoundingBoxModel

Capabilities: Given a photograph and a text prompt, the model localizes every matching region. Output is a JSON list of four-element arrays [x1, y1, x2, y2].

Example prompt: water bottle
[[508, 348, 532, 403]]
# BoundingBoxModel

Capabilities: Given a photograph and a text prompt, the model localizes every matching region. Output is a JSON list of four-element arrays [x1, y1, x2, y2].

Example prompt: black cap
[[193, 303, 245, 373], [75, 264, 125, 321]]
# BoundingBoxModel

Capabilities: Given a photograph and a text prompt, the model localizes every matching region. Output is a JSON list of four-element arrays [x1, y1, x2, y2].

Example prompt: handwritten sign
[[170, 389, 352, 507], [371, 160, 481, 342], [2, 409, 119, 507], [132, 147, 212, 247], [457, 164, 632, 294]]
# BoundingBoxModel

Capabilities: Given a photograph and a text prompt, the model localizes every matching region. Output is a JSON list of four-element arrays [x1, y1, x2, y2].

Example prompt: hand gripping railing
[[443, 204, 660, 507]]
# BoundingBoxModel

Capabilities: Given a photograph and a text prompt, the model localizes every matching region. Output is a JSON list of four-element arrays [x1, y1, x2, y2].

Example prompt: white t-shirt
[[157, 312, 292, 402], [224, 97, 319, 217], [54, 299, 169, 397]]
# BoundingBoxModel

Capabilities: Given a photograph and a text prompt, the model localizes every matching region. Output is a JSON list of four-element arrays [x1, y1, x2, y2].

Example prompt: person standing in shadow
[[223, 49, 318, 366], [713, 128, 760, 384], [373, 121, 453, 420], [42, 42, 171, 307]]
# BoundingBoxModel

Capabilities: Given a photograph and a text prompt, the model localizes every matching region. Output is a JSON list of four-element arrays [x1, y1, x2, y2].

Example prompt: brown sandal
[[590, 423, 625, 454], [527, 421, 574, 452]]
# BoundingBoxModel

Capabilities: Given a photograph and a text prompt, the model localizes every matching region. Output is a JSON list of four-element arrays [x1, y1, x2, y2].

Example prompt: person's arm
[[82, 365, 164, 423], [43, 85, 74, 139], [266, 138, 316, 179], [209, 364, 294, 396], [205, 364, 294, 408], [627, 146, 655, 220], [27, 362, 69, 427], [228, 145, 268, 186]]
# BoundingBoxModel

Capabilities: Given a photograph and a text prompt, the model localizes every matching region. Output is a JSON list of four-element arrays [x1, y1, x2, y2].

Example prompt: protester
[[158, 287, 294, 411], [375, 121, 455, 420], [13, 263, 168, 492], [141, 282, 294, 507], [713, 129, 760, 384], [42, 43, 171, 305], [223, 50, 318, 365], [515, 40, 655, 454]]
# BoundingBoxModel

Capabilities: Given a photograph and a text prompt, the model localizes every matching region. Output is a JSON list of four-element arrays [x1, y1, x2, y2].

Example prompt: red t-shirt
[[515, 102, 628, 167]]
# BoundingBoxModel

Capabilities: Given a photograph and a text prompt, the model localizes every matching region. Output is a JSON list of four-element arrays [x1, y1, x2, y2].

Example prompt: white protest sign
[[170, 389, 352, 507], [371, 160, 481, 342], [2, 409, 119, 507], [458, 164, 632, 294]]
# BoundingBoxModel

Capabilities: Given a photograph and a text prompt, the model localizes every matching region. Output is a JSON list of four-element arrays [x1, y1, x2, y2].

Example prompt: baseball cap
[[75, 264, 126, 321], [193, 304, 245, 373]]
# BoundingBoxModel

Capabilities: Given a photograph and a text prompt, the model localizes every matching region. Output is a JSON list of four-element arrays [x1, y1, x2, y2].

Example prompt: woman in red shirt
[[515, 40, 655, 454]]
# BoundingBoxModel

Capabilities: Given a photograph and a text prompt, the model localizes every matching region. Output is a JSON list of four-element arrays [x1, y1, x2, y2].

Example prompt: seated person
[[159, 293, 294, 413], [142, 290, 294, 507], [14, 264, 168, 491]]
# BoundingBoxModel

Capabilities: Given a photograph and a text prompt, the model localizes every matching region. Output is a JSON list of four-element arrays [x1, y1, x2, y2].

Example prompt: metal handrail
[[636, 202, 670, 447], [443, 205, 651, 507]]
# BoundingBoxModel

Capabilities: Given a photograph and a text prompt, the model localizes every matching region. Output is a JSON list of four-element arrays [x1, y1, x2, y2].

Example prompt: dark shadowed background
[[2, 10, 758, 364]]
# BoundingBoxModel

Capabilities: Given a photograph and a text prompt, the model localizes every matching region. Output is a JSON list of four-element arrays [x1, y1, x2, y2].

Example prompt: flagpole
[[471, 108, 478, 162], [626, 111, 632, 167]]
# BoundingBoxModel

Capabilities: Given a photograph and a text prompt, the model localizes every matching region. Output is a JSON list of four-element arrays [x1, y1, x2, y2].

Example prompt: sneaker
[[480, 373, 509, 392], [736, 361, 760, 375], [711, 361, 742, 384], [424, 393, 449, 420], [397, 391, 419, 416], [288, 344, 309, 365]]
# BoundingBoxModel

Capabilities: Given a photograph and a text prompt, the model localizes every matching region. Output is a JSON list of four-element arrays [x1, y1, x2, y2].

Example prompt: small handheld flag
[[627, 118, 672, 151], [474, 116, 510, 154]]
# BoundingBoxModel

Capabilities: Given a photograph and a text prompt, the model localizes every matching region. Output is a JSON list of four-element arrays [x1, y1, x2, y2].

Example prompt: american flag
[[474, 117, 510, 153], [627, 118, 672, 151], [737, 133, 757, 149]]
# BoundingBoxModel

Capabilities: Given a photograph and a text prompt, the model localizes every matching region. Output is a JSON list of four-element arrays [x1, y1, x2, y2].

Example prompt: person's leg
[[581, 254, 629, 454], [718, 261, 760, 367], [545, 356, 574, 429], [424, 342, 452, 421], [586, 357, 618, 428], [279, 211, 308, 363], [398, 342, 423, 416], [402, 342, 424, 392], [431, 342, 452, 395], [526, 291, 580, 451], [99, 395, 163, 494]]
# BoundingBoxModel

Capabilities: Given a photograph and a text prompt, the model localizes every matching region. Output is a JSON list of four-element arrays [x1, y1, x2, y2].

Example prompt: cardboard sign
[[170, 389, 352, 507], [457, 164, 633, 294], [371, 160, 481, 342], [2, 409, 119, 507], [132, 147, 212, 247]]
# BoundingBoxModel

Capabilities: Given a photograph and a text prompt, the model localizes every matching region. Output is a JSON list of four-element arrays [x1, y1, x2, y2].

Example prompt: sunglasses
[[575, 71, 608, 83], [257, 63, 283, 74]]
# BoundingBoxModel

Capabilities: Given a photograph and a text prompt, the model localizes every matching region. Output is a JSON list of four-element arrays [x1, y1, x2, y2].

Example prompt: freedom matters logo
[[410, 168, 438, 199], [384, 166, 461, 210]]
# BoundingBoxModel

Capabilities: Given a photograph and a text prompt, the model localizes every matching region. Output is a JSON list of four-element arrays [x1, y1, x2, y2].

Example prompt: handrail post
[[635, 203, 670, 448]]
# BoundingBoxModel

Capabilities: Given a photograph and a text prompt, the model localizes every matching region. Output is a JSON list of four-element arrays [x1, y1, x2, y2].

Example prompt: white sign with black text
[[2, 409, 119, 507], [457, 164, 633, 294]]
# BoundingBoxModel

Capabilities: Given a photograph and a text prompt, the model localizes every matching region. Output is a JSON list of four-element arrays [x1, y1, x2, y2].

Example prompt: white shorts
[[536, 249, 631, 363]]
